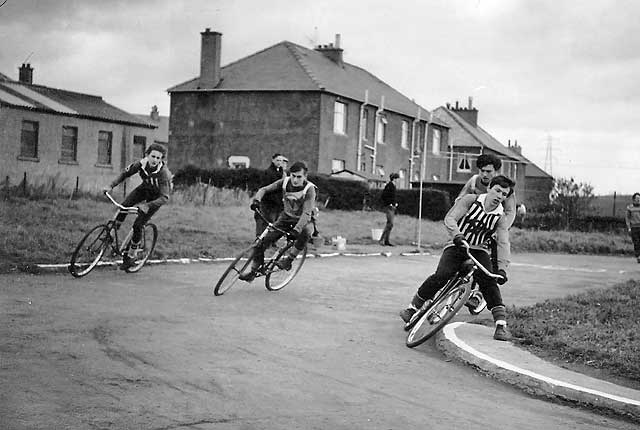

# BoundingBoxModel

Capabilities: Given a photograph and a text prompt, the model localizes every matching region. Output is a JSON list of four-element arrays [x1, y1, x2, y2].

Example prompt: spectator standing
[[625, 193, 640, 263], [254, 153, 287, 236], [379, 173, 399, 246]]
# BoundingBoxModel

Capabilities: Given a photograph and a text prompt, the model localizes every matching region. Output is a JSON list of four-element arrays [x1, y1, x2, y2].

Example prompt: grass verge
[[509, 280, 640, 389]]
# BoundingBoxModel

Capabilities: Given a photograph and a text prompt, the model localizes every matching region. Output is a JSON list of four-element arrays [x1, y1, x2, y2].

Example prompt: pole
[[612, 191, 616, 217], [417, 112, 432, 250]]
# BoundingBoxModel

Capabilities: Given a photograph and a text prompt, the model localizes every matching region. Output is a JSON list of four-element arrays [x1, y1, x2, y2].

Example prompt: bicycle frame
[[104, 191, 141, 255]]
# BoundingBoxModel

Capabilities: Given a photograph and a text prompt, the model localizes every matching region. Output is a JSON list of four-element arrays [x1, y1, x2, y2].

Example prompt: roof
[[0, 75, 155, 128], [433, 106, 526, 162], [168, 41, 447, 125], [519, 154, 553, 178]]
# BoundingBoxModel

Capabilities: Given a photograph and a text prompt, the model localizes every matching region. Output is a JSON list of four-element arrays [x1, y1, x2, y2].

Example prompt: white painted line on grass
[[443, 322, 640, 406], [510, 262, 607, 273]]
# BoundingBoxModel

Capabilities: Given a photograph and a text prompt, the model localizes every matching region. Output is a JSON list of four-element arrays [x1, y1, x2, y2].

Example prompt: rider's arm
[[495, 215, 511, 272], [626, 206, 632, 231], [502, 192, 517, 228], [254, 179, 284, 201], [455, 176, 476, 202], [293, 186, 317, 233], [145, 168, 172, 211], [443, 194, 476, 237], [109, 161, 141, 188]]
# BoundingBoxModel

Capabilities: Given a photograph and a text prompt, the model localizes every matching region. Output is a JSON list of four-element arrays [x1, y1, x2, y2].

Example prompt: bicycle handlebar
[[104, 191, 139, 214], [460, 241, 505, 282], [253, 207, 295, 238]]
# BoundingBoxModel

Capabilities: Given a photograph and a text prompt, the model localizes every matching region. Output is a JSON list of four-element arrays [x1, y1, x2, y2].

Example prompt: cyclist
[[399, 175, 515, 341], [456, 154, 516, 315], [239, 161, 317, 282], [102, 143, 172, 270]]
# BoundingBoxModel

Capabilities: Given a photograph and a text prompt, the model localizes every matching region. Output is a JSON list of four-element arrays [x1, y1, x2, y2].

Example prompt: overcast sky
[[1, 0, 638, 195]]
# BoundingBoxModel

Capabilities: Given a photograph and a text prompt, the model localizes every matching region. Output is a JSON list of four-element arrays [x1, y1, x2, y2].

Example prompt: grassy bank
[[510, 280, 640, 388]]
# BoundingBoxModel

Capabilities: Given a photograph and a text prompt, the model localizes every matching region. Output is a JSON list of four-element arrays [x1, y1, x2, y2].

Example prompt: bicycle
[[213, 209, 308, 296], [68, 191, 158, 277], [403, 241, 505, 348]]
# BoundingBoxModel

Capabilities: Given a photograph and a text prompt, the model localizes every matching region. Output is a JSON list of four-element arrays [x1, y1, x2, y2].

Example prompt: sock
[[491, 305, 507, 326]]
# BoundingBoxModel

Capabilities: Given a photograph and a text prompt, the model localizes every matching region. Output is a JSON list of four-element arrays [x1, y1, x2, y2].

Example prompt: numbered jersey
[[458, 194, 504, 247]]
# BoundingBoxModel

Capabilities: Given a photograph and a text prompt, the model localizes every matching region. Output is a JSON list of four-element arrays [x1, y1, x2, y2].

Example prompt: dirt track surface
[[2, 253, 639, 430]]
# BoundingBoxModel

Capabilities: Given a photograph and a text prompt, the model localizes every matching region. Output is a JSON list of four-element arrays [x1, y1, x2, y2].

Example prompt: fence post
[[612, 191, 616, 217], [22, 172, 27, 196]]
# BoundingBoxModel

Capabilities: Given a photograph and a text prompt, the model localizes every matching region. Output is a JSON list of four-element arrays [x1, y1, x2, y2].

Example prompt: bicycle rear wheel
[[406, 277, 472, 348], [214, 247, 254, 296], [265, 245, 307, 291], [124, 223, 158, 273], [68, 224, 112, 278]]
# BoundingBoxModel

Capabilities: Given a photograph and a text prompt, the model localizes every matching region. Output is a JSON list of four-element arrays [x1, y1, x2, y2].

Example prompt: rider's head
[[476, 154, 502, 186], [487, 175, 515, 207], [145, 143, 166, 167], [289, 161, 308, 187]]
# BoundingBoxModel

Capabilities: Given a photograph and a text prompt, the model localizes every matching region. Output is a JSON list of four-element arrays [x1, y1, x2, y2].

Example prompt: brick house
[[167, 29, 450, 189], [0, 64, 157, 194], [424, 99, 534, 202]]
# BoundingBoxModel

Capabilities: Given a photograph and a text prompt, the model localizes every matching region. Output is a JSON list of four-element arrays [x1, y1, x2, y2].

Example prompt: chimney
[[314, 34, 344, 66], [451, 96, 478, 127], [511, 140, 522, 154], [150, 105, 160, 121], [199, 28, 222, 89], [19, 63, 33, 84]]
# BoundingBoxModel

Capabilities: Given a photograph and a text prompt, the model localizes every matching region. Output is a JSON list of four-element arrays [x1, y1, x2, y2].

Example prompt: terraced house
[[0, 65, 157, 194], [168, 29, 450, 189]]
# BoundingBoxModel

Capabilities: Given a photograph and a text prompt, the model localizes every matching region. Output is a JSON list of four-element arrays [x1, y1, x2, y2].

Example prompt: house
[[167, 29, 450, 189], [424, 99, 532, 201], [0, 64, 157, 194], [512, 148, 554, 210]]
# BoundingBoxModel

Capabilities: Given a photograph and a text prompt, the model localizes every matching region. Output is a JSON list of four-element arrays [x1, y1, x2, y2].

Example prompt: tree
[[549, 177, 595, 228]]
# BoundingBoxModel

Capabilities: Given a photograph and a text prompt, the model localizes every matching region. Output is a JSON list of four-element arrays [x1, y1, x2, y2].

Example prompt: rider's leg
[[276, 223, 312, 270], [400, 247, 463, 322], [474, 254, 510, 341], [115, 186, 145, 226]]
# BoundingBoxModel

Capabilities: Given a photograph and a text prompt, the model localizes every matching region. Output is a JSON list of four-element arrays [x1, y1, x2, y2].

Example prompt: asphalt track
[[1, 251, 639, 429]]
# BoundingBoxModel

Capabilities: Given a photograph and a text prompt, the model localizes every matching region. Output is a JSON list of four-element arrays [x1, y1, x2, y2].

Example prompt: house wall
[[0, 106, 155, 193], [168, 91, 321, 172], [523, 176, 553, 210]]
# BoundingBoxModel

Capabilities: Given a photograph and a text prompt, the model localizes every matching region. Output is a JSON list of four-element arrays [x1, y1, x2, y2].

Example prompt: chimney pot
[[468, 96, 473, 109], [455, 101, 459, 109], [18, 63, 33, 84], [335, 34, 341, 48]]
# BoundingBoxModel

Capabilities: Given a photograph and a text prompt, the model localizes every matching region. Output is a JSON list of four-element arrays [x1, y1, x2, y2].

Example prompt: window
[[60, 126, 78, 162], [376, 116, 387, 144], [362, 109, 369, 141], [20, 120, 39, 159], [228, 155, 250, 169], [333, 101, 347, 134], [415, 123, 425, 155], [398, 169, 407, 187], [401, 120, 410, 149], [97, 131, 113, 165], [376, 165, 385, 177], [331, 159, 345, 173], [457, 153, 472, 172], [360, 161, 366, 172], [133, 135, 146, 160], [432, 128, 441, 155]]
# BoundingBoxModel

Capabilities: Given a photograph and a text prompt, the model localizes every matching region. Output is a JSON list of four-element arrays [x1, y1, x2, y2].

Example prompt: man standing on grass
[[379, 173, 399, 246], [254, 153, 288, 237], [626, 192, 640, 263]]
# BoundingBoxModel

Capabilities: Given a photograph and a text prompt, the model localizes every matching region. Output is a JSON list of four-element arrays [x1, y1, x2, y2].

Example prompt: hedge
[[520, 212, 626, 233], [173, 165, 451, 220]]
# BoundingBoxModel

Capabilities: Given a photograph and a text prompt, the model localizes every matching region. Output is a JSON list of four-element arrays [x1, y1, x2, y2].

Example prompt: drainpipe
[[371, 95, 385, 175], [357, 90, 370, 171], [409, 107, 421, 185]]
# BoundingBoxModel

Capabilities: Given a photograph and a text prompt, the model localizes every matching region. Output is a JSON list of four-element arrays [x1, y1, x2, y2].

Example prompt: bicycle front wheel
[[214, 247, 254, 296], [68, 224, 112, 278], [265, 245, 307, 291], [124, 223, 158, 273], [406, 277, 472, 348]]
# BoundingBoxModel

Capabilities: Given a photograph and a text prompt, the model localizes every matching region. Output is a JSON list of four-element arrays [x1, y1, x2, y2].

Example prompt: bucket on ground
[[332, 236, 347, 251], [371, 228, 383, 241]]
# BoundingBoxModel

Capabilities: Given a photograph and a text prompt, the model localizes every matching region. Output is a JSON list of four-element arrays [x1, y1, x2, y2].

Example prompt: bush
[[522, 212, 626, 233], [172, 166, 451, 219]]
